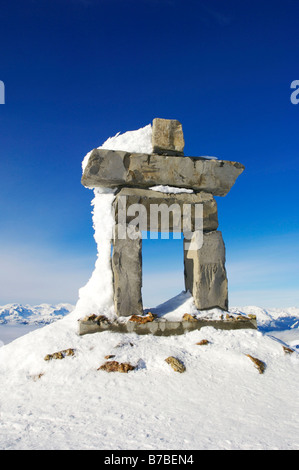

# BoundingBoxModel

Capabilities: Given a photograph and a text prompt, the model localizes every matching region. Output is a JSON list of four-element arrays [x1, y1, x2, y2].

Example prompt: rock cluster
[[81, 118, 244, 317], [44, 348, 75, 361]]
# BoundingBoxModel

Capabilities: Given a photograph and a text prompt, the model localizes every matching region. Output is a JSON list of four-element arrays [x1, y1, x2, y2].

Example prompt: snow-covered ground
[[0, 295, 298, 450]]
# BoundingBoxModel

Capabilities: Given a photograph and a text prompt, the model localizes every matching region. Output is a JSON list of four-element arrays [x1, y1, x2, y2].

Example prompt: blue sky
[[0, 0, 298, 308]]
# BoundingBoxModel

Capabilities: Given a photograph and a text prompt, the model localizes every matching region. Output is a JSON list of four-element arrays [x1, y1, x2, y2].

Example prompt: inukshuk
[[81, 118, 244, 320]]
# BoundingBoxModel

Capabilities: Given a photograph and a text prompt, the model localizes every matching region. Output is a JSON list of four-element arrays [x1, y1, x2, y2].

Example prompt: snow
[[146, 291, 226, 322], [149, 185, 194, 194], [73, 188, 116, 322], [0, 299, 298, 450], [0, 324, 43, 346]]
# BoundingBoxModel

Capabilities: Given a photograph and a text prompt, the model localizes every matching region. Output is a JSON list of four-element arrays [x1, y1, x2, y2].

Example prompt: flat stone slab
[[81, 149, 245, 196], [78, 316, 257, 337], [113, 187, 218, 232]]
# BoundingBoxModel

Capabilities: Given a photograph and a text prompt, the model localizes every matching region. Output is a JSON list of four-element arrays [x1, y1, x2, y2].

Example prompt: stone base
[[78, 316, 257, 337]]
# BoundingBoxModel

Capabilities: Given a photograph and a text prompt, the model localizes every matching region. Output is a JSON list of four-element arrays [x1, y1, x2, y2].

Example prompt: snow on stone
[[100, 123, 153, 154], [72, 188, 116, 322], [81, 124, 153, 172], [74, 124, 155, 323], [149, 185, 194, 194]]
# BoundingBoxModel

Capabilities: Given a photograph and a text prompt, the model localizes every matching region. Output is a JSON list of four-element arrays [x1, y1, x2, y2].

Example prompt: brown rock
[[129, 312, 156, 323], [248, 314, 257, 320], [196, 339, 210, 346], [30, 373, 44, 382], [165, 356, 186, 373], [81, 314, 110, 324], [82, 314, 97, 321], [182, 313, 198, 322], [282, 346, 294, 355], [246, 354, 266, 374], [98, 361, 135, 373], [64, 348, 75, 357]]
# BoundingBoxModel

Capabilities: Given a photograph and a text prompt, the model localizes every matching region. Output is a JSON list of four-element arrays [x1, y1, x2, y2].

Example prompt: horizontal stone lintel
[[113, 187, 218, 232], [81, 149, 245, 196], [78, 317, 257, 336]]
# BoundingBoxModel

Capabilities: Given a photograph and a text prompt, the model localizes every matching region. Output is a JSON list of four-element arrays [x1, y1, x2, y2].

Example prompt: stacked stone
[[82, 118, 244, 316]]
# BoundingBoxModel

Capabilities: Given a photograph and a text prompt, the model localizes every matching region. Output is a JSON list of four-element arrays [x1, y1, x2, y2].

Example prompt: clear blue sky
[[0, 0, 298, 308]]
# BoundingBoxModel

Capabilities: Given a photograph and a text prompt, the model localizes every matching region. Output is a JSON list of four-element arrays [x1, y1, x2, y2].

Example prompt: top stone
[[152, 118, 185, 156]]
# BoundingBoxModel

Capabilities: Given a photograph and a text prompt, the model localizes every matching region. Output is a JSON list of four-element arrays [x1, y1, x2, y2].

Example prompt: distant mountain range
[[1, 302, 299, 334], [0, 304, 75, 325]]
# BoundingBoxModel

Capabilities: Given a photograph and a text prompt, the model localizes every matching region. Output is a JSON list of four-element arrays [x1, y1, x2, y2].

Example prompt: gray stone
[[152, 118, 185, 156], [184, 231, 228, 310], [80, 118, 246, 330], [112, 225, 143, 317], [81, 149, 244, 196], [78, 316, 257, 336], [113, 187, 218, 232]]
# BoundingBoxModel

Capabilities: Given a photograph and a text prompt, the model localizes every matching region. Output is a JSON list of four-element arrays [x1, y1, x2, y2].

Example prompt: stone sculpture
[[81, 118, 245, 318]]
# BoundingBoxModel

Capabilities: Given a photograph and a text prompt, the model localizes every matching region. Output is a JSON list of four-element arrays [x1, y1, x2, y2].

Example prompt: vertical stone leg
[[184, 231, 228, 311], [112, 225, 143, 317]]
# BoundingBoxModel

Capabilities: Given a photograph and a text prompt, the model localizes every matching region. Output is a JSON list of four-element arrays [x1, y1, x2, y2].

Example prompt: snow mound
[[0, 301, 298, 450]]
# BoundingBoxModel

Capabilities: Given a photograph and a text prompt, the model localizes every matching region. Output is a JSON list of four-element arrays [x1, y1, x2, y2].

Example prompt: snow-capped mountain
[[0, 303, 74, 325]]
